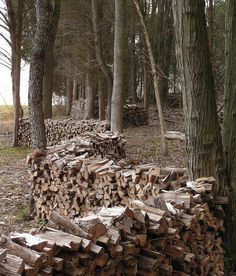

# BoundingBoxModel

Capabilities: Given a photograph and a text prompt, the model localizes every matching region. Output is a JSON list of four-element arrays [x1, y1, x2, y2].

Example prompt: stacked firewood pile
[[70, 98, 99, 120], [18, 118, 110, 146], [0, 198, 224, 275], [70, 102, 148, 128], [123, 104, 149, 127]]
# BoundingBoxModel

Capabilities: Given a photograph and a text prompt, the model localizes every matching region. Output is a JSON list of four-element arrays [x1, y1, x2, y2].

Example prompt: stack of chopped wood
[[18, 118, 110, 146], [71, 98, 99, 120], [0, 199, 224, 275], [123, 104, 148, 127]]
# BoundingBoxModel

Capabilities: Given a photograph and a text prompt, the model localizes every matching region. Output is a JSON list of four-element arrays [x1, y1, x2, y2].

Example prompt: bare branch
[[0, 10, 9, 26], [0, 57, 11, 70], [0, 46, 10, 56], [0, 23, 9, 32], [0, 50, 11, 62], [0, 32, 11, 47]]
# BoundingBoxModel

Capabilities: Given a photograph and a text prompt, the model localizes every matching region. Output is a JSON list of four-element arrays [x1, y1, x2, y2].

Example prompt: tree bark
[[86, 71, 94, 119], [28, 0, 50, 150], [43, 0, 61, 119], [172, 0, 224, 189], [98, 72, 105, 120], [72, 79, 78, 101], [111, 0, 126, 133], [223, 0, 236, 246], [5, 0, 24, 147], [91, 0, 113, 121], [155, 0, 173, 104], [130, 5, 136, 104], [133, 0, 168, 156], [66, 79, 73, 116]]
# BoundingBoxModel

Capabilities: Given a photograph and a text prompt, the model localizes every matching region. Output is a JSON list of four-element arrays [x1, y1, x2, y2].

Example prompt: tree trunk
[[172, 0, 224, 189], [111, 0, 126, 133], [91, 0, 113, 121], [43, 0, 61, 119], [130, 6, 136, 104], [66, 79, 73, 116], [5, 0, 24, 147], [155, 0, 173, 104], [43, 45, 54, 118], [223, 0, 236, 247], [86, 71, 94, 119], [28, 0, 50, 150], [143, 55, 149, 111], [98, 72, 105, 120], [73, 79, 78, 101], [133, 0, 168, 156]]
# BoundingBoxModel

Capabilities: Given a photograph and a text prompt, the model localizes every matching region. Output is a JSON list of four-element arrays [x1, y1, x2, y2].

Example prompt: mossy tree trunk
[[223, 0, 236, 249], [172, 0, 224, 190]]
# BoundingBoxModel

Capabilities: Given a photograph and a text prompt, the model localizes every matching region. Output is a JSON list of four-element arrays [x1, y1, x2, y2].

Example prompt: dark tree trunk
[[91, 0, 113, 121], [111, 0, 126, 132], [155, 0, 173, 103], [73, 79, 78, 101], [223, 0, 236, 247], [43, 0, 61, 119], [98, 72, 105, 120], [28, 0, 50, 150], [172, 0, 224, 189], [5, 0, 24, 147], [86, 71, 94, 119], [66, 79, 73, 116], [130, 6, 136, 104]]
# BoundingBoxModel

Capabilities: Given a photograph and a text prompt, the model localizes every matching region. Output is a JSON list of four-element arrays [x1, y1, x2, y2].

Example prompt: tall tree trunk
[[111, 0, 126, 132], [143, 54, 149, 111], [73, 79, 78, 101], [98, 72, 105, 120], [133, 0, 168, 156], [6, 0, 24, 147], [223, 0, 236, 248], [86, 71, 94, 119], [91, 0, 113, 121], [66, 79, 73, 116], [155, 0, 173, 104], [43, 0, 61, 119], [130, 6, 136, 104], [208, 0, 214, 55], [28, 0, 50, 150], [172, 0, 224, 189]]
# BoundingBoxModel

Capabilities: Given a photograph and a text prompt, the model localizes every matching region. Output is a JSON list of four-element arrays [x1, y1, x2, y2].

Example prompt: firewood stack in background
[[71, 98, 99, 120], [70, 101, 149, 128], [123, 104, 149, 127], [18, 118, 110, 146]]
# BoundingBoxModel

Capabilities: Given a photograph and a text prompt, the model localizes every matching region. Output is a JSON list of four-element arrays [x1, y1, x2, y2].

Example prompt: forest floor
[[0, 105, 186, 235]]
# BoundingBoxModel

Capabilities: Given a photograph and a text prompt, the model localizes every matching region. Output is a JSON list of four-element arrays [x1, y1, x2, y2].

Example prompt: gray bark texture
[[172, 0, 224, 189], [111, 0, 126, 133], [28, 0, 50, 150], [43, 0, 61, 119], [66, 79, 73, 116], [6, 0, 24, 147], [91, 0, 113, 121], [223, 0, 236, 245], [86, 71, 94, 119]]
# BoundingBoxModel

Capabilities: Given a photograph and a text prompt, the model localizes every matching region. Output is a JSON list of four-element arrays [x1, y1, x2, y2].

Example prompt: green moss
[[15, 205, 31, 221]]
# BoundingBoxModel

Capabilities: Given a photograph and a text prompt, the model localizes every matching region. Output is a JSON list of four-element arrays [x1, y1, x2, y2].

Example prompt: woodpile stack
[[70, 102, 148, 128], [71, 98, 99, 120], [18, 118, 110, 146], [0, 198, 224, 275], [123, 104, 148, 127]]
